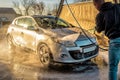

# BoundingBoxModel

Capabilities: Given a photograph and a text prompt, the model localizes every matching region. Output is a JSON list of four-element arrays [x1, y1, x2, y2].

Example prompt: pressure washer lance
[[65, 0, 108, 51]]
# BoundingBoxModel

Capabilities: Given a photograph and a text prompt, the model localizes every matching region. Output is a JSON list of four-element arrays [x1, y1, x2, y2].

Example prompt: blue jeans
[[109, 37, 120, 80]]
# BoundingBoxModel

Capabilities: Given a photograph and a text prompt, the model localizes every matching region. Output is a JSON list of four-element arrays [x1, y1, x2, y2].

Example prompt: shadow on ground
[[0, 62, 14, 80]]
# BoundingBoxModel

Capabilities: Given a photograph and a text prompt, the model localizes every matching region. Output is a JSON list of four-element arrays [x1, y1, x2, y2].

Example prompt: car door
[[11, 18, 25, 46], [20, 17, 37, 50]]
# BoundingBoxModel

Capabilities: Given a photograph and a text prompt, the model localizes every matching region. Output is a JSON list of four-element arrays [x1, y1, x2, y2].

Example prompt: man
[[93, 0, 120, 80]]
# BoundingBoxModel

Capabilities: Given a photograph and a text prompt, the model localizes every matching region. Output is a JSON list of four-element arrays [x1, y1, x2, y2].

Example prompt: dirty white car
[[7, 15, 98, 67]]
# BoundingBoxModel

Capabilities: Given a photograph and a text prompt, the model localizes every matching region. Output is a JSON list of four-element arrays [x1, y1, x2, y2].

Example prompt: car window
[[15, 18, 25, 28], [43, 17, 55, 28], [34, 17, 52, 29], [24, 18, 35, 30], [15, 17, 36, 30], [34, 17, 42, 27], [56, 18, 69, 28], [44, 17, 70, 29], [34, 17, 70, 29]]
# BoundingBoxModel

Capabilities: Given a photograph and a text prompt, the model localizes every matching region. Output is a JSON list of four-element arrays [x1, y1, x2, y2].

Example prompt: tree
[[51, 3, 59, 15], [13, 0, 45, 15], [21, 0, 35, 15], [50, 0, 61, 15], [13, 1, 22, 15], [31, 1, 45, 15]]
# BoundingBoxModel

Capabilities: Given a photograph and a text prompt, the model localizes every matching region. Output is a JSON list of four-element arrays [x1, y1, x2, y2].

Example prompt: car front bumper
[[53, 44, 99, 64]]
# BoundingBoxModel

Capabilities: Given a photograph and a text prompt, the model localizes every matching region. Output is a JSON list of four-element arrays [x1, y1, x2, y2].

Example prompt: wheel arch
[[37, 42, 53, 59]]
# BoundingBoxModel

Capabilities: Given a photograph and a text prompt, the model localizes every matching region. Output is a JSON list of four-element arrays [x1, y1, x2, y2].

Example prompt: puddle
[[10, 60, 99, 80], [12, 64, 39, 80]]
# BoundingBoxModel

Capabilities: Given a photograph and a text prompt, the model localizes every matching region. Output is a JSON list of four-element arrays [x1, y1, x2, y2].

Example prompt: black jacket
[[95, 2, 120, 39]]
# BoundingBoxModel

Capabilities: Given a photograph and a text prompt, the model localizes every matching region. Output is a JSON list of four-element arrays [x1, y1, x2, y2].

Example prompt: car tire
[[37, 43, 53, 68]]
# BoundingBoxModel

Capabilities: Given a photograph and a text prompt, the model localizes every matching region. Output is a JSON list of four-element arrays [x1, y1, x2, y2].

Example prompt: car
[[7, 15, 99, 68]]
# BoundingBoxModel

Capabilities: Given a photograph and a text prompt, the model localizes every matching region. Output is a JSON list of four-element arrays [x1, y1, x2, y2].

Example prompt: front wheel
[[37, 43, 53, 68]]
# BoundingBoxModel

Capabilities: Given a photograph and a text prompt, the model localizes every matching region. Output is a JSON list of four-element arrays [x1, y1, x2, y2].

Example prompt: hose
[[65, 0, 108, 51]]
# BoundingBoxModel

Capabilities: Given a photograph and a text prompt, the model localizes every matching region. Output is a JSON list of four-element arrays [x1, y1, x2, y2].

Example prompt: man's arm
[[95, 12, 105, 33]]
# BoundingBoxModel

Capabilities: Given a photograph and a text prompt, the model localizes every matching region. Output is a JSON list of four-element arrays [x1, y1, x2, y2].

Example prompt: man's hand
[[94, 30, 102, 39], [94, 30, 109, 47]]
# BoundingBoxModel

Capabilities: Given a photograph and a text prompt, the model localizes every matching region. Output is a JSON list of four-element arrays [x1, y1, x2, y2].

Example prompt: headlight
[[62, 41, 76, 47], [55, 39, 76, 47]]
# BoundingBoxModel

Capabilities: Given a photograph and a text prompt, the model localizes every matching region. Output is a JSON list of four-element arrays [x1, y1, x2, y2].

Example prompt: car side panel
[[8, 25, 25, 46], [22, 29, 36, 50]]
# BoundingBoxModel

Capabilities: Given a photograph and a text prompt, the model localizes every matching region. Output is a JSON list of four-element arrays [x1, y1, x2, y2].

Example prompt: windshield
[[34, 16, 71, 29]]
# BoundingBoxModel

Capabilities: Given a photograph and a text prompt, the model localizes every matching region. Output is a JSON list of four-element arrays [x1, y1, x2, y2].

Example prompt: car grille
[[69, 50, 83, 60], [69, 44, 98, 60], [84, 47, 98, 58]]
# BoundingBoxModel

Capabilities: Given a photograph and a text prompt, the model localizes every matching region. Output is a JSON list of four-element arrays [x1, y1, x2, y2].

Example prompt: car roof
[[12, 15, 57, 23], [32, 15, 57, 18], [14, 15, 56, 20]]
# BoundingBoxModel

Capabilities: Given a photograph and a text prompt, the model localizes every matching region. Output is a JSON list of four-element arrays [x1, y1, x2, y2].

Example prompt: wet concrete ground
[[0, 26, 109, 80]]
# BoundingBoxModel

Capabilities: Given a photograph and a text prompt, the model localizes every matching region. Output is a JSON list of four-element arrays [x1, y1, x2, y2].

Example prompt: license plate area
[[82, 45, 96, 53]]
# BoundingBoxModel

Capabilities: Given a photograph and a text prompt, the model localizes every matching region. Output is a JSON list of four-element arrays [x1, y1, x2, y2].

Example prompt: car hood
[[43, 28, 93, 42], [51, 28, 77, 36]]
